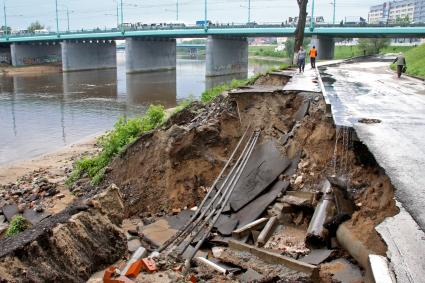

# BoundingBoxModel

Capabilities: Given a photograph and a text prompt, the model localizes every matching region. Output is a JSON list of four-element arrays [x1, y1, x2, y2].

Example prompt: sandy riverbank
[[0, 64, 62, 76], [0, 133, 101, 185]]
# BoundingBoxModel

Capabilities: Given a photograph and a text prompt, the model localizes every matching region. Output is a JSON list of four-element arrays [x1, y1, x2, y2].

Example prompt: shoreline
[[0, 132, 102, 185], [0, 64, 62, 76]]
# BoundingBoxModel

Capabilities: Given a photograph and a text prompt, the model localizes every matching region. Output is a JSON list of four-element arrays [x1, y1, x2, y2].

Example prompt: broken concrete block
[[239, 268, 264, 283], [300, 249, 334, 265], [127, 239, 142, 253], [2, 204, 18, 222]]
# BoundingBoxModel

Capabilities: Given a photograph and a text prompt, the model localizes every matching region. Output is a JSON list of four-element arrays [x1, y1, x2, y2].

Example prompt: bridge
[[1, 25, 425, 76]]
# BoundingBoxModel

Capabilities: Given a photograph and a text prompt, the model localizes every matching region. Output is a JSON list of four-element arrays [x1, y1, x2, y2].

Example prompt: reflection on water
[[0, 51, 282, 164], [127, 70, 176, 108]]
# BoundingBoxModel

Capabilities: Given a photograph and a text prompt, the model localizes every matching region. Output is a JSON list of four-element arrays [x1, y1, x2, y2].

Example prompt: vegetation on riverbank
[[201, 64, 288, 103], [334, 45, 414, 60], [6, 215, 30, 236], [390, 43, 425, 78], [66, 105, 166, 186]]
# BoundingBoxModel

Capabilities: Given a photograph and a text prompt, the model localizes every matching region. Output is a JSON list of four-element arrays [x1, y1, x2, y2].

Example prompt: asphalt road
[[319, 58, 425, 232]]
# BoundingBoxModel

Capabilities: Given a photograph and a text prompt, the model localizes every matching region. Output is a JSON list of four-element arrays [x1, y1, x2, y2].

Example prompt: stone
[[294, 176, 303, 186], [127, 238, 142, 253], [127, 229, 138, 236], [0, 215, 5, 224], [18, 203, 26, 213], [35, 205, 44, 213], [56, 193, 65, 199]]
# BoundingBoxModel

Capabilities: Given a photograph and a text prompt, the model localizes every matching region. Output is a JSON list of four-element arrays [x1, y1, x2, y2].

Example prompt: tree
[[294, 0, 308, 60], [357, 38, 391, 55], [0, 25, 11, 34], [27, 21, 44, 33]]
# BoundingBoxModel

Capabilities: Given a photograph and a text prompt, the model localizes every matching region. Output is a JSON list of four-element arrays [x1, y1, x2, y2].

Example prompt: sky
[[2, 0, 383, 32]]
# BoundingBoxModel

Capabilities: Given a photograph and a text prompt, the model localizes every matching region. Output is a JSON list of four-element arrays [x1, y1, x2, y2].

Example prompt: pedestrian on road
[[393, 53, 407, 78], [309, 45, 318, 68], [297, 46, 306, 73]]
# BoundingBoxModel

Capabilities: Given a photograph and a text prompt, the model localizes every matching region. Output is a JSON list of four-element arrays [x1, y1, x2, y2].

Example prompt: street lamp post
[[204, 0, 208, 30], [67, 8, 70, 32], [248, 0, 251, 23], [116, 1, 119, 28], [120, 0, 124, 32], [3, 1, 7, 37], [310, 0, 315, 31], [55, 0, 59, 34], [176, 0, 179, 21], [333, 0, 336, 25]]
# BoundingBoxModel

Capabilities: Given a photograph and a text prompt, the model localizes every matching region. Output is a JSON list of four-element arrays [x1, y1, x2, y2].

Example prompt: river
[[0, 50, 283, 165]]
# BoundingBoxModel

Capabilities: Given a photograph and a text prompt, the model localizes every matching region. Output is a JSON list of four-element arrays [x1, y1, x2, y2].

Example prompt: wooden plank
[[229, 240, 318, 276]]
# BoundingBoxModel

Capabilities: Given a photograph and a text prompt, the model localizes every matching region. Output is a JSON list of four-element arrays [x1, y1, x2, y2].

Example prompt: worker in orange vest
[[309, 46, 318, 68]]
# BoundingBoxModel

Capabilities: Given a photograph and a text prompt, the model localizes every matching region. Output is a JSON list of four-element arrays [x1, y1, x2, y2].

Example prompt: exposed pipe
[[176, 131, 258, 255], [157, 127, 250, 253], [182, 132, 260, 266]]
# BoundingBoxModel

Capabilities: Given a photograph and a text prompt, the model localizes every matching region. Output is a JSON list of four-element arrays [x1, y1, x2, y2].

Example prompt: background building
[[368, 0, 418, 24]]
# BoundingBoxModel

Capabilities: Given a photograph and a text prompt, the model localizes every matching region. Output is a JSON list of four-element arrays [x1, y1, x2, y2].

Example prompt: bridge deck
[[2, 26, 425, 43]]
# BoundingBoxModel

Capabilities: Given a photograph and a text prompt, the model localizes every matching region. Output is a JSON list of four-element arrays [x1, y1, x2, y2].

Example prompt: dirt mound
[[0, 185, 127, 283]]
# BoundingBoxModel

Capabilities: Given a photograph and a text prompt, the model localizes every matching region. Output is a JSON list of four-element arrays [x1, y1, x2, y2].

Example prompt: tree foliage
[[27, 21, 44, 33], [358, 38, 391, 54]]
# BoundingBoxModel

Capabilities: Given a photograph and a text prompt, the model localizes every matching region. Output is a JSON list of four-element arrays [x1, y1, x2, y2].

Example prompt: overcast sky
[[3, 0, 382, 31]]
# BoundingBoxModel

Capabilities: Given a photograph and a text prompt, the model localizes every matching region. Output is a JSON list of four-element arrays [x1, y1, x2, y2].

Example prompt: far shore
[[0, 64, 62, 76]]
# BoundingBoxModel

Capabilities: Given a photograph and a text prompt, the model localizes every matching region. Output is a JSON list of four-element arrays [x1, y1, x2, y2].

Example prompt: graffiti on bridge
[[0, 54, 11, 64], [22, 55, 61, 65]]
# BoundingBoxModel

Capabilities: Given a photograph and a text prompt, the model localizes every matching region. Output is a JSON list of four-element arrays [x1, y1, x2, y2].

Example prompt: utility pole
[[3, 0, 7, 37], [204, 0, 208, 30], [176, 0, 179, 21], [248, 0, 251, 23], [55, 0, 59, 34], [310, 0, 315, 31], [333, 0, 336, 25]]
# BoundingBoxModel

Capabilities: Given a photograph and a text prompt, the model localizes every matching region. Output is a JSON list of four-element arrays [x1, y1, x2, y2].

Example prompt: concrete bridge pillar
[[126, 37, 176, 73], [311, 36, 335, 60], [0, 44, 11, 65], [61, 40, 116, 72], [206, 36, 248, 77], [10, 42, 61, 66]]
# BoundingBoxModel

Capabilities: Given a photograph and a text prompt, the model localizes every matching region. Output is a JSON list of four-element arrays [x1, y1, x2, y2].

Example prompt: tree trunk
[[293, 0, 309, 62]]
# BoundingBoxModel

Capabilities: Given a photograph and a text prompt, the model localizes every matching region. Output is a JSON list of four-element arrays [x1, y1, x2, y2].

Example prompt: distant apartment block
[[368, 0, 425, 24]]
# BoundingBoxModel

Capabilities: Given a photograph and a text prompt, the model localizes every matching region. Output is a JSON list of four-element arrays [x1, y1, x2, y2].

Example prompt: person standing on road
[[297, 46, 307, 73], [393, 53, 406, 78], [309, 45, 318, 68]]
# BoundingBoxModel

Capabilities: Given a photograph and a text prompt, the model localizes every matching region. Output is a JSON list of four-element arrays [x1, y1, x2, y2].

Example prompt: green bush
[[201, 79, 249, 103], [66, 104, 166, 186], [6, 215, 30, 236]]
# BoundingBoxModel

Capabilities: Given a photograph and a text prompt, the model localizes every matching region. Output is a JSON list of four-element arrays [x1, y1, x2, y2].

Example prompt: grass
[[390, 43, 425, 78], [6, 215, 30, 236], [249, 45, 288, 58], [334, 45, 415, 60], [66, 104, 166, 186], [201, 64, 288, 103]]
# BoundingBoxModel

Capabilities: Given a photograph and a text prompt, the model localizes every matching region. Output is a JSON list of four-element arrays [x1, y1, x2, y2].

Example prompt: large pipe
[[157, 127, 250, 253], [305, 179, 335, 247]]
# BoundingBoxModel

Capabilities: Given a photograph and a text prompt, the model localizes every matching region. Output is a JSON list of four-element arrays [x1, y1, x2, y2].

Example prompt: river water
[[0, 51, 283, 165]]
